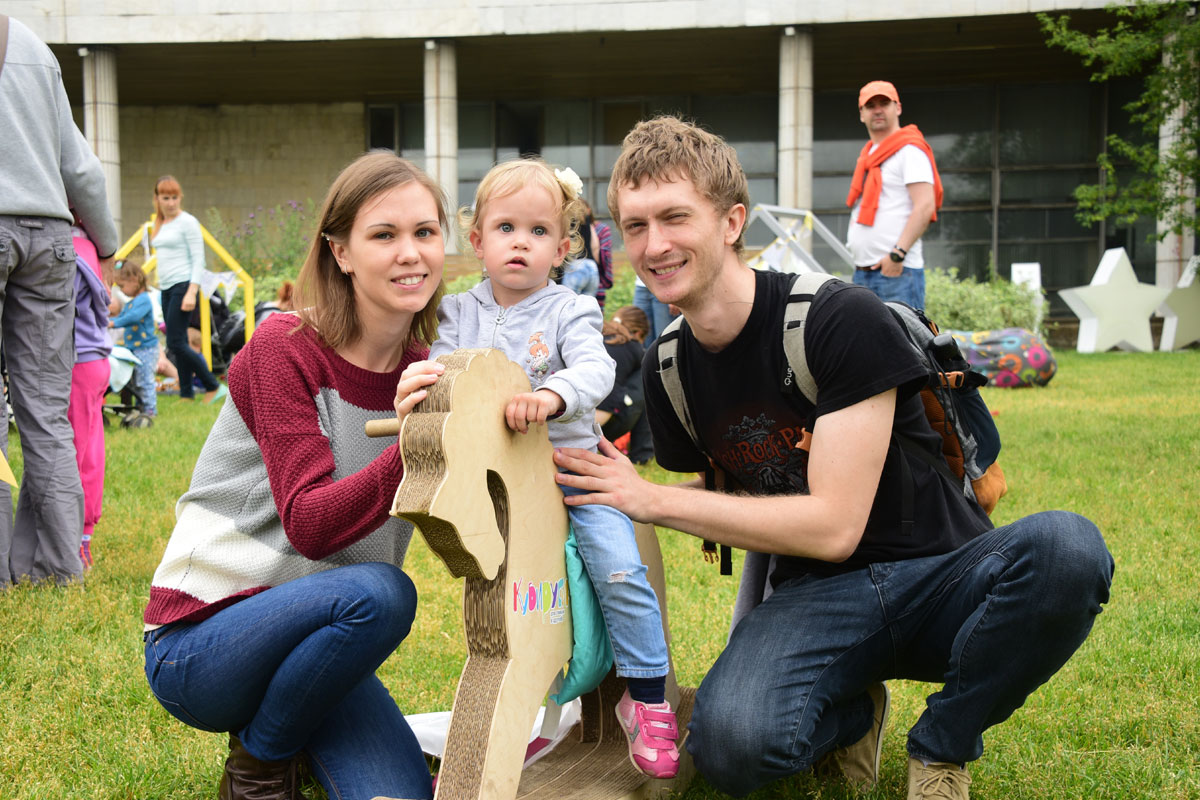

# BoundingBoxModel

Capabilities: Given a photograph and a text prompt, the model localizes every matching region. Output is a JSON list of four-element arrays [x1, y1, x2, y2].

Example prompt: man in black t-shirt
[[554, 117, 1113, 800]]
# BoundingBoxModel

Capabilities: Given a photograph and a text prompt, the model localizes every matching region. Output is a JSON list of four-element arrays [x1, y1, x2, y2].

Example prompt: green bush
[[205, 200, 317, 311], [444, 272, 482, 295], [925, 267, 1047, 334], [603, 263, 636, 319]]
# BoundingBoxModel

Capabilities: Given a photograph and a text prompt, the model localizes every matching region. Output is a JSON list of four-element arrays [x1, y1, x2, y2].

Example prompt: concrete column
[[1155, 38, 1196, 287], [777, 26, 813, 217], [424, 39, 459, 253], [80, 46, 122, 237]]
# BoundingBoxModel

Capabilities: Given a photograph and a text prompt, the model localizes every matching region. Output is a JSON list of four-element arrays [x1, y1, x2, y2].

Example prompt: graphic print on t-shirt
[[717, 411, 810, 495]]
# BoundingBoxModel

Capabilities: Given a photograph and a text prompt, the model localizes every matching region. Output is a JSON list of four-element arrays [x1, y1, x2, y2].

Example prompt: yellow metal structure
[[113, 217, 256, 369]]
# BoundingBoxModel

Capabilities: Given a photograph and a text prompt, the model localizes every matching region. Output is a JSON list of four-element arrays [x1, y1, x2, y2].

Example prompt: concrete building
[[11, 0, 1191, 304]]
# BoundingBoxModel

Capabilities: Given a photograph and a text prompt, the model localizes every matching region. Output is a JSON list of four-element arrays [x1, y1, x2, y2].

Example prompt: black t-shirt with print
[[643, 270, 992, 580]]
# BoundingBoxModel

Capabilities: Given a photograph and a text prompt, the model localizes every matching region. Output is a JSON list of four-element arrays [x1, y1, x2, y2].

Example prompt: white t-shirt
[[847, 144, 934, 269]]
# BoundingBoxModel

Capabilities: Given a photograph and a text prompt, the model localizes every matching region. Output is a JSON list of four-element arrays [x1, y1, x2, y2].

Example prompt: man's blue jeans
[[144, 562, 433, 800], [687, 511, 1113, 797], [852, 265, 926, 310]]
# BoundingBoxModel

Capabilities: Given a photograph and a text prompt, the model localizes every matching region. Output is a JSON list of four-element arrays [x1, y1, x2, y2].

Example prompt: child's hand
[[506, 390, 564, 434], [394, 360, 444, 438]]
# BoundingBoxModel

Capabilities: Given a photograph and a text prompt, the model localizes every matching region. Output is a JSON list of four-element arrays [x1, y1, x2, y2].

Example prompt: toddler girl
[[109, 263, 159, 418], [417, 158, 679, 778]]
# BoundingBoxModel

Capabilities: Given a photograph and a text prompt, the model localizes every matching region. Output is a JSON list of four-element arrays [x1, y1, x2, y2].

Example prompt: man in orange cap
[[846, 80, 943, 309]]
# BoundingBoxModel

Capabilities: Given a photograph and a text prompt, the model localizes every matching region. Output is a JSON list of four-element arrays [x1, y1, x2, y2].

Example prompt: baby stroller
[[103, 346, 153, 429]]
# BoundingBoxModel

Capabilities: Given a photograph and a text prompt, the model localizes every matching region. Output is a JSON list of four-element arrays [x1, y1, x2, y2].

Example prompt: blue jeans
[[561, 484, 669, 678], [144, 562, 433, 800], [633, 283, 678, 344], [687, 511, 1113, 796], [161, 281, 218, 398], [561, 258, 599, 297], [130, 342, 159, 415], [852, 266, 926, 310]]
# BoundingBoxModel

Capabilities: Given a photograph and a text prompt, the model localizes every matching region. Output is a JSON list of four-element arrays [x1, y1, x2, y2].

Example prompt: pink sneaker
[[615, 688, 680, 779]]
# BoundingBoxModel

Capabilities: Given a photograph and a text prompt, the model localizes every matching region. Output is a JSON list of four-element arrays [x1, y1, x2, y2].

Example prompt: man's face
[[859, 96, 901, 135], [614, 175, 742, 311]]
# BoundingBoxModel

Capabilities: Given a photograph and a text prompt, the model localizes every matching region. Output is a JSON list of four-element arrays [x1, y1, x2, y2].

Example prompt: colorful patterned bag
[[949, 328, 1057, 388]]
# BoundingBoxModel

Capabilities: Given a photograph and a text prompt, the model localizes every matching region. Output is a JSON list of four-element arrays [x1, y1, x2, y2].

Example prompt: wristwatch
[[889, 245, 907, 263]]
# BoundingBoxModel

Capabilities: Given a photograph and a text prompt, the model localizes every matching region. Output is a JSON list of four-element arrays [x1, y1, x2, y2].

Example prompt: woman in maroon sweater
[[143, 152, 448, 800]]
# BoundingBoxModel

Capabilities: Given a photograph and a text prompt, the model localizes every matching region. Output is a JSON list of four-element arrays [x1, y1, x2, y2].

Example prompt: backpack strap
[[656, 314, 733, 573], [655, 314, 700, 452], [782, 272, 840, 405]]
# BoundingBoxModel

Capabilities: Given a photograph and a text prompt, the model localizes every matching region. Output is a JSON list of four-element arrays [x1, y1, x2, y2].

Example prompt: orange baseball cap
[[858, 80, 900, 108]]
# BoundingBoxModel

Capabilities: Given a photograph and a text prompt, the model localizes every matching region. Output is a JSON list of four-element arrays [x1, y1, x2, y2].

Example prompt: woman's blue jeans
[[561, 484, 669, 678], [161, 281, 218, 398], [144, 562, 433, 800], [687, 511, 1113, 797]]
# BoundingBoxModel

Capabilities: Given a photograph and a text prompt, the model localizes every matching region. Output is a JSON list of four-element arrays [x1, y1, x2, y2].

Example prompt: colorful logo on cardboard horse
[[512, 576, 569, 624]]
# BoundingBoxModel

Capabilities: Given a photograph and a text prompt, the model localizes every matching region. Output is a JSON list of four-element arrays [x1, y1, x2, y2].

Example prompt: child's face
[[469, 184, 570, 307], [117, 275, 140, 296]]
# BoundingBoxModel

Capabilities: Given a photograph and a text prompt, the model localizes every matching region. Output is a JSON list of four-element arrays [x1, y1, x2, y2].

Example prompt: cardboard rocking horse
[[366, 348, 695, 800]]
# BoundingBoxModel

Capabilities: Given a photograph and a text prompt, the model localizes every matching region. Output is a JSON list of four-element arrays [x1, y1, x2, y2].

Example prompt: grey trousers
[[0, 215, 84, 585]]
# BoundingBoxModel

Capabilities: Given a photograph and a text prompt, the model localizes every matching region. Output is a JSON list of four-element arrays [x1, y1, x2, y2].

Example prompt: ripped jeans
[[561, 485, 669, 678]]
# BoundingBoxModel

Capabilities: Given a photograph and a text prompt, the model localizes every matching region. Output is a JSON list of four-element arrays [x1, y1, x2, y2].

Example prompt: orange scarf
[[846, 125, 943, 227]]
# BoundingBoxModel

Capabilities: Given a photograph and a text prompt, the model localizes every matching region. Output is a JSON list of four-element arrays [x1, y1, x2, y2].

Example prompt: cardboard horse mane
[[370, 348, 695, 800]]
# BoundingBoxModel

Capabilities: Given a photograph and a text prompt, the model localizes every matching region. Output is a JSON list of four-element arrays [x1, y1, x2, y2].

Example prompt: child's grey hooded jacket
[[430, 280, 615, 451]]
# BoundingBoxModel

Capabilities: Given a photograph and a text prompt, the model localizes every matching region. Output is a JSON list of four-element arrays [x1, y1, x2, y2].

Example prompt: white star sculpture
[[1158, 256, 1200, 351], [1058, 248, 1170, 353]]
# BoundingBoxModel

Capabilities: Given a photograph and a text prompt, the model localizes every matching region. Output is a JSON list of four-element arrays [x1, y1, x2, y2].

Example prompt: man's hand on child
[[506, 390, 563, 434]]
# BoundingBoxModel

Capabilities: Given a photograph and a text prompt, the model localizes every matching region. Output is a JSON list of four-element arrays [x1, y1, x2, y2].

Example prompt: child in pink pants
[[69, 229, 112, 569]]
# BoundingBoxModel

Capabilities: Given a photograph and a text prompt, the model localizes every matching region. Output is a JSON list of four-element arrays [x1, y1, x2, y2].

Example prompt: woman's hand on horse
[[505, 389, 563, 434], [394, 360, 445, 434]]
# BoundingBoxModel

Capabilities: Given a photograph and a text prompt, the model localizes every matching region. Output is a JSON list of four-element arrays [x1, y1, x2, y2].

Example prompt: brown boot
[[217, 734, 301, 800]]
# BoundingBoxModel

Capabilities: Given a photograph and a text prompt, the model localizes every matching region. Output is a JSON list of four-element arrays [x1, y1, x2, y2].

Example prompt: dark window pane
[[925, 244, 992, 279], [1000, 169, 1096, 204], [368, 106, 396, 151], [998, 84, 1102, 165], [926, 210, 992, 242], [692, 95, 778, 174], [900, 87, 995, 169], [941, 171, 992, 205]]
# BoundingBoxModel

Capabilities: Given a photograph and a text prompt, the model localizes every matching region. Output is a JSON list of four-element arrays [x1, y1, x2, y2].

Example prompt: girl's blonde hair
[[457, 158, 585, 278], [294, 151, 449, 354], [117, 259, 149, 295], [151, 175, 183, 238]]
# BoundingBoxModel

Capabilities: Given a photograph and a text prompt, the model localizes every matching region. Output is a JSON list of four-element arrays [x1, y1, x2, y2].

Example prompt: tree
[[1039, 1, 1199, 239]]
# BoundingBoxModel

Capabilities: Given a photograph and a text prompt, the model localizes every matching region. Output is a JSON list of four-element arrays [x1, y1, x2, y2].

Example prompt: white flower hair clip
[[554, 167, 583, 199]]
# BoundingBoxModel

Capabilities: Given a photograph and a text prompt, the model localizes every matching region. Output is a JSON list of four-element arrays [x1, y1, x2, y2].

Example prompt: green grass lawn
[[1, 348, 1197, 799]]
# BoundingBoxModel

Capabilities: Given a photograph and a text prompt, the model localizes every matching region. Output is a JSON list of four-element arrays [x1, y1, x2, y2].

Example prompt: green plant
[[603, 260, 636, 319], [925, 267, 1048, 334], [444, 272, 482, 295], [1040, 1, 1200, 239], [205, 200, 316, 282]]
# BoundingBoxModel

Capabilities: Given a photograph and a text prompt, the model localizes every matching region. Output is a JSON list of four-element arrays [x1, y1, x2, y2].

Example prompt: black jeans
[[161, 281, 218, 398]]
